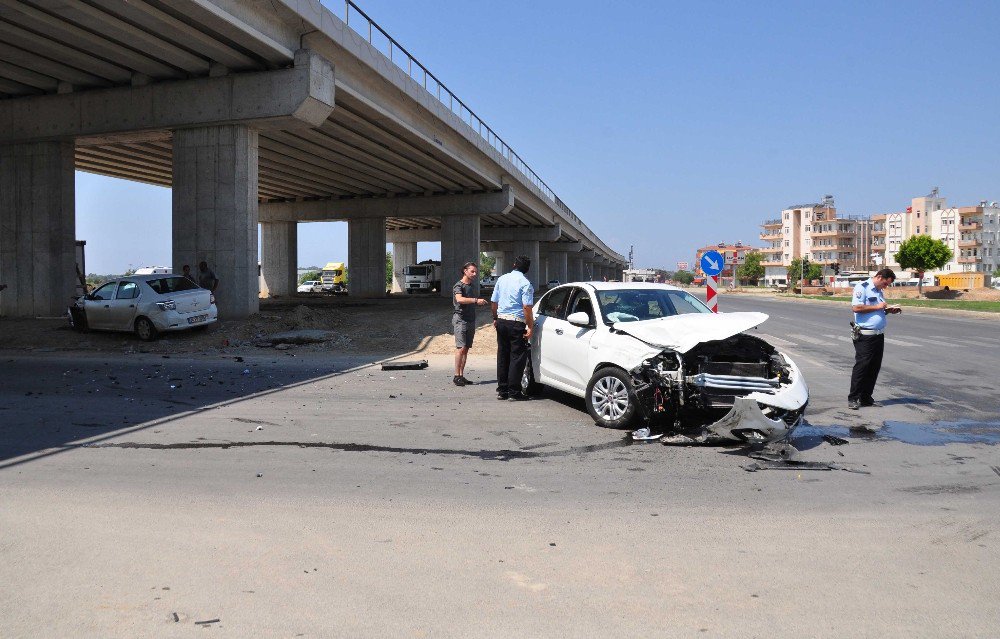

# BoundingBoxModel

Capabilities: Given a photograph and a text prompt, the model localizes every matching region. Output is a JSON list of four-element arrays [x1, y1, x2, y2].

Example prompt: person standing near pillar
[[198, 261, 219, 293], [452, 261, 487, 386], [181, 265, 197, 285], [490, 255, 534, 401]]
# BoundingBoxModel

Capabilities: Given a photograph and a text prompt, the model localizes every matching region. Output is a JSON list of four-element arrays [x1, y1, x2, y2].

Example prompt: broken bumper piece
[[706, 397, 800, 443]]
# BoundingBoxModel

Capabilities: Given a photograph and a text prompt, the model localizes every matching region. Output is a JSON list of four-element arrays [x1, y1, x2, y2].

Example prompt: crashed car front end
[[627, 331, 809, 445]]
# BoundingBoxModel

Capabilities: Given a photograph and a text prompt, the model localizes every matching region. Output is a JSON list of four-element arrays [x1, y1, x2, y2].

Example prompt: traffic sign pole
[[706, 275, 719, 313]]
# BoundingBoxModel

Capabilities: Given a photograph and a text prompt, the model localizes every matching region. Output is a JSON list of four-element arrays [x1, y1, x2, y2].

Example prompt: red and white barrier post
[[706, 275, 719, 313]]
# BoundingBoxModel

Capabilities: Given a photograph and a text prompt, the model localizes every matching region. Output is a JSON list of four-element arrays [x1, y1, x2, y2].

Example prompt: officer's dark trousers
[[849, 333, 884, 402], [496, 318, 528, 396]]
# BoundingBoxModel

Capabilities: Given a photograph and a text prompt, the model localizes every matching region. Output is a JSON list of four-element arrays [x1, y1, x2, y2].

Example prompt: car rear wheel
[[134, 316, 158, 341], [586, 367, 638, 429]]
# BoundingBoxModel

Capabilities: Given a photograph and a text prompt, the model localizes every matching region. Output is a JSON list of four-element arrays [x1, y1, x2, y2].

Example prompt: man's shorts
[[453, 316, 475, 349]]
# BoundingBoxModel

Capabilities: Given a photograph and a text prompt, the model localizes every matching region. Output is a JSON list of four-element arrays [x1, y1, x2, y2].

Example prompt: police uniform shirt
[[852, 278, 887, 330]]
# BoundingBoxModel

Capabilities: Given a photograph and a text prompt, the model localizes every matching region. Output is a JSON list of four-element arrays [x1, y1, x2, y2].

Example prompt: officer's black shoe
[[860, 398, 877, 407], [848, 399, 861, 410], [497, 392, 509, 401], [507, 392, 529, 402]]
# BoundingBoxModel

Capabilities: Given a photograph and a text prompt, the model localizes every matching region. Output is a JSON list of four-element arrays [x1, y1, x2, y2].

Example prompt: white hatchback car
[[297, 280, 323, 293], [68, 275, 218, 341], [522, 282, 809, 443]]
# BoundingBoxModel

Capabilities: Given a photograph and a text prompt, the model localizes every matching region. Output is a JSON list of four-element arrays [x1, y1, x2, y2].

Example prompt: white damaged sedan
[[68, 275, 218, 341], [522, 282, 809, 444]]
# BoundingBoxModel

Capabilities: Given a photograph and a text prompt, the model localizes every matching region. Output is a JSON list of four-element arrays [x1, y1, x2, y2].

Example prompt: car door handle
[[103, 304, 110, 308], [555, 328, 564, 335], [129, 305, 135, 308]]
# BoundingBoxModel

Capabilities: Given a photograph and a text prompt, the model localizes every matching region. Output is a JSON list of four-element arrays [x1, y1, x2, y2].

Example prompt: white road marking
[[789, 333, 836, 347], [757, 333, 796, 347]]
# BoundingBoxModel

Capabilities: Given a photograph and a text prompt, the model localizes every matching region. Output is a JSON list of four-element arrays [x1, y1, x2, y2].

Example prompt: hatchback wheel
[[134, 316, 158, 341], [585, 367, 638, 429]]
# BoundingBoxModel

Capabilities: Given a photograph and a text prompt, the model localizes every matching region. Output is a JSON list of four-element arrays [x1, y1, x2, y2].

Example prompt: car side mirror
[[566, 311, 591, 326]]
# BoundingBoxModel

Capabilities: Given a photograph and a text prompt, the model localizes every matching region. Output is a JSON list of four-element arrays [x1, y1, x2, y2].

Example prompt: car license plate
[[187, 314, 208, 325]]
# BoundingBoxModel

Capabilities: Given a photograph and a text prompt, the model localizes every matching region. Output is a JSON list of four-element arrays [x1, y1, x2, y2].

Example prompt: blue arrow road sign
[[700, 250, 724, 276]]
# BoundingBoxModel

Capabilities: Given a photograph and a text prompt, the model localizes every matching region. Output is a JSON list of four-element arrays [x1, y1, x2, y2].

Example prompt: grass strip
[[780, 295, 1000, 312]]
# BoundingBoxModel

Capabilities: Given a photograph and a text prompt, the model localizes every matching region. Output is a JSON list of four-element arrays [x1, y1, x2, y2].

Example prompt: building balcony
[[958, 256, 978, 264], [761, 260, 784, 267], [762, 221, 782, 229], [759, 232, 782, 240], [959, 222, 982, 231], [872, 229, 886, 236], [957, 239, 981, 248]]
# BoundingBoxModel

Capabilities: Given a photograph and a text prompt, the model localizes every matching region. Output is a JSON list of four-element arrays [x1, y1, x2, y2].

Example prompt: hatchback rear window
[[146, 276, 200, 294]]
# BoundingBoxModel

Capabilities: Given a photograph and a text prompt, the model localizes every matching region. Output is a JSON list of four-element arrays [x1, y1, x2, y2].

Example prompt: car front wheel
[[134, 316, 158, 341], [521, 357, 543, 397], [585, 367, 638, 429]]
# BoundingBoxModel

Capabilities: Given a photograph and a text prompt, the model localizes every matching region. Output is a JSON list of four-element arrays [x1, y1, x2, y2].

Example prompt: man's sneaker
[[860, 398, 878, 407], [453, 376, 467, 386], [458, 376, 473, 385], [497, 392, 509, 401], [507, 392, 529, 401], [848, 399, 861, 410]]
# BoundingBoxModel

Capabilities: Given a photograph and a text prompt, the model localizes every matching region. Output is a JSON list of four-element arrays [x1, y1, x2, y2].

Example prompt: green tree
[[737, 250, 764, 285], [479, 252, 497, 276], [896, 235, 953, 296], [386, 251, 393, 290], [787, 258, 822, 285], [673, 270, 695, 285], [298, 270, 321, 284]]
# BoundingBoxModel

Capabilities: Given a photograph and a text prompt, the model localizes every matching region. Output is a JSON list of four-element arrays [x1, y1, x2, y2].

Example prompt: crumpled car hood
[[613, 311, 769, 353]]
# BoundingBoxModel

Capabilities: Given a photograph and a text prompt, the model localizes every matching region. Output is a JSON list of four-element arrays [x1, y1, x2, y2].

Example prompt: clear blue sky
[[78, 0, 1000, 273]]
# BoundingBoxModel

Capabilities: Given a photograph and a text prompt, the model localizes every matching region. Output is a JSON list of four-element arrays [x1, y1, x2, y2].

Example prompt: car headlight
[[156, 300, 176, 311]]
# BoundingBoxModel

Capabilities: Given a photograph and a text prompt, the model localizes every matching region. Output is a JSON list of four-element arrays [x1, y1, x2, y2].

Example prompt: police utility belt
[[496, 313, 524, 323], [850, 322, 883, 340]]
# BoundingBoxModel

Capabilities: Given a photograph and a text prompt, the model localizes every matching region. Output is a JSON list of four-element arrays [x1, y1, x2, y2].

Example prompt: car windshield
[[595, 288, 711, 323], [146, 276, 201, 295]]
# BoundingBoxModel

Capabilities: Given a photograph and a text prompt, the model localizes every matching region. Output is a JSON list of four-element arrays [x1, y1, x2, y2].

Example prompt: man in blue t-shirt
[[848, 268, 902, 410], [490, 255, 535, 401]]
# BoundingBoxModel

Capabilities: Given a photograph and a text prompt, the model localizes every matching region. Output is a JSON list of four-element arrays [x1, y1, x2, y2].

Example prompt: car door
[[83, 282, 118, 329], [554, 288, 599, 391], [106, 281, 140, 330], [532, 286, 574, 384]]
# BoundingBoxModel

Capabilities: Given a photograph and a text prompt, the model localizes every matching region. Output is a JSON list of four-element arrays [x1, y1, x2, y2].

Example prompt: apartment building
[[870, 189, 1000, 277], [759, 196, 872, 286]]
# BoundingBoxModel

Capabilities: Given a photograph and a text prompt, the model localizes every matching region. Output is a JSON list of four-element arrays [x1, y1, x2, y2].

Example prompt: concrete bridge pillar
[[502, 251, 514, 276], [441, 214, 481, 297], [548, 251, 568, 284], [348, 216, 387, 297], [568, 255, 585, 283], [391, 241, 416, 293], [511, 240, 540, 291], [0, 141, 76, 318], [172, 124, 259, 319], [260, 221, 297, 297]]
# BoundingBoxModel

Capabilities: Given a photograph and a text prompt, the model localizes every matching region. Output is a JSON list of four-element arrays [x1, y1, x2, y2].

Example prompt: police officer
[[848, 268, 902, 410]]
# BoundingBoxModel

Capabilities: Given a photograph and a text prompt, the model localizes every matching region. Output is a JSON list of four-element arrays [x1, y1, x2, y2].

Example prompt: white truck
[[404, 260, 442, 293]]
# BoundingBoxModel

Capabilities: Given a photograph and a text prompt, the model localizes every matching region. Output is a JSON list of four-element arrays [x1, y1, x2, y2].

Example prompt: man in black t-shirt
[[452, 261, 488, 386]]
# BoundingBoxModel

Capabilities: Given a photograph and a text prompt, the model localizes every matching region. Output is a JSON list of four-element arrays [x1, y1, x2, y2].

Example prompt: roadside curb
[[756, 294, 1000, 320]]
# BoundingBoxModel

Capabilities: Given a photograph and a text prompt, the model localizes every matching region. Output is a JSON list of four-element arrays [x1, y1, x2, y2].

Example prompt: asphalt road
[[1, 297, 998, 637]]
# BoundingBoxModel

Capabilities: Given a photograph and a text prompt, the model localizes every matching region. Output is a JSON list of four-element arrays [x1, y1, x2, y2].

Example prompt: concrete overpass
[[0, 0, 626, 318]]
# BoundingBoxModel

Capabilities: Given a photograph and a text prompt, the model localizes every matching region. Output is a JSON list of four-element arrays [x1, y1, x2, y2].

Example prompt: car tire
[[521, 357, 543, 397], [585, 367, 638, 429], [134, 316, 158, 341], [69, 307, 88, 331]]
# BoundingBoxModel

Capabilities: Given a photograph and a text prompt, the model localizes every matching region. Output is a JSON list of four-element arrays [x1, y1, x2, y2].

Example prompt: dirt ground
[[0, 293, 496, 357]]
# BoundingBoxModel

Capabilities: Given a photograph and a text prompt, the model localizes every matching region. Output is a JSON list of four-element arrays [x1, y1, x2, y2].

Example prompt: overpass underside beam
[[172, 125, 259, 319], [0, 141, 76, 317]]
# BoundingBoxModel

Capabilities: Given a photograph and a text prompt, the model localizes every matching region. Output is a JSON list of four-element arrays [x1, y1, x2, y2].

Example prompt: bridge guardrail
[[339, 1, 589, 234]]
